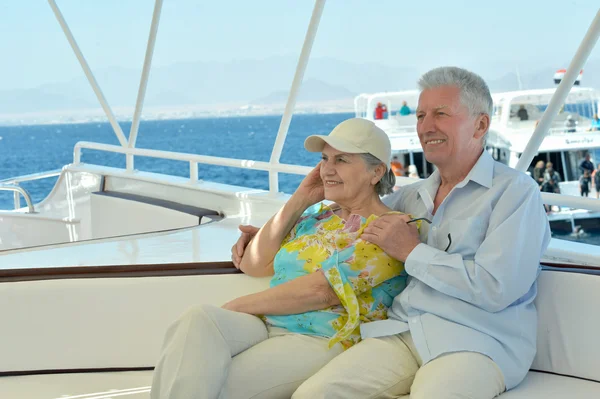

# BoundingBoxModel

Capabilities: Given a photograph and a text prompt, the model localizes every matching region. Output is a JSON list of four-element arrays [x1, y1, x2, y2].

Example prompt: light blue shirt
[[373, 150, 551, 390]]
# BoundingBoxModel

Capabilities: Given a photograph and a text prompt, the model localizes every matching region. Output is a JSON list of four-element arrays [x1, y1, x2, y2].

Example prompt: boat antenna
[[515, 65, 523, 90]]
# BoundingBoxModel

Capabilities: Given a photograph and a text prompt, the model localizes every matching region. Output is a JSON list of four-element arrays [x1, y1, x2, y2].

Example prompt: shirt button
[[432, 226, 437, 231], [412, 319, 417, 323]]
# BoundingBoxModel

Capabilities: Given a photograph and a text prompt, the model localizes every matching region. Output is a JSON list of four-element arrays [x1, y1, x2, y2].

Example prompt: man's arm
[[404, 182, 550, 313]]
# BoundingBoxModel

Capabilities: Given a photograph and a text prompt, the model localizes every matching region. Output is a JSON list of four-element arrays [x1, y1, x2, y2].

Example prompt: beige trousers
[[150, 304, 343, 399], [292, 332, 506, 399]]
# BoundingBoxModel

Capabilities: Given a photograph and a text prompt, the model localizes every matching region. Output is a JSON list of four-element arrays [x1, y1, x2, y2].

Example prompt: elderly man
[[233, 67, 550, 398]]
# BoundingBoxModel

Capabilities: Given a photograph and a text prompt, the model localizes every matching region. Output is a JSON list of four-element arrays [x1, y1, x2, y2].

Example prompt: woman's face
[[319, 144, 380, 204]]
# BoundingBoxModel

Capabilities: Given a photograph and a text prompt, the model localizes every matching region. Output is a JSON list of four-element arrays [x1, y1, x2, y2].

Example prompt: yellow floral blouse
[[264, 203, 408, 349]]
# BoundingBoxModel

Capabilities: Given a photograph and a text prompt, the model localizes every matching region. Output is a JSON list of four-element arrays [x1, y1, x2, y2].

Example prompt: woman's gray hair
[[359, 153, 395, 196], [418, 67, 493, 145]]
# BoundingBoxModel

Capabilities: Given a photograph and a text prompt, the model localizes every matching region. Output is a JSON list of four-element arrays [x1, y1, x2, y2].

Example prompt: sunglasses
[[407, 217, 452, 252]]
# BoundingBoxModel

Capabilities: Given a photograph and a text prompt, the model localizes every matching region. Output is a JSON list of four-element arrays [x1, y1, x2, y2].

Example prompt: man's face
[[416, 86, 485, 168]]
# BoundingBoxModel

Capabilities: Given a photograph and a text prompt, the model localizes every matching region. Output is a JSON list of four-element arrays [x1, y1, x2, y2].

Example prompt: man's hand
[[362, 214, 421, 262], [231, 225, 260, 268]]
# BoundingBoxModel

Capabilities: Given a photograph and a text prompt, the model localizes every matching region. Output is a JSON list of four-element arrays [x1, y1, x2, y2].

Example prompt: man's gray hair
[[359, 153, 395, 196], [418, 67, 493, 145], [418, 67, 493, 117]]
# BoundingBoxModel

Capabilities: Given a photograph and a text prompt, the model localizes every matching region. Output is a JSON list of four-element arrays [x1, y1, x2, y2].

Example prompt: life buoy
[[554, 69, 583, 85]]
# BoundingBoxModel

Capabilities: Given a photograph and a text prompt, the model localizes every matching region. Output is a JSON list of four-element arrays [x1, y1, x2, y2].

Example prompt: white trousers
[[292, 333, 506, 399], [150, 304, 343, 399]]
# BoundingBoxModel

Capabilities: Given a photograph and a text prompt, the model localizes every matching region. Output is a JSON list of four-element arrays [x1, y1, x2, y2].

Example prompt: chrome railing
[[0, 169, 62, 185], [73, 141, 313, 189], [0, 169, 61, 211], [0, 184, 35, 213]]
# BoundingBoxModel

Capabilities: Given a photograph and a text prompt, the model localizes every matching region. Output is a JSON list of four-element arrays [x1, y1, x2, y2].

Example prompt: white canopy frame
[[48, 0, 129, 148], [38, 3, 600, 216], [49, 0, 326, 194], [268, 0, 326, 193], [127, 0, 164, 170]]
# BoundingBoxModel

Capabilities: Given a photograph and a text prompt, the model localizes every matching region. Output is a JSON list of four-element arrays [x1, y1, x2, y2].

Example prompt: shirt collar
[[418, 149, 495, 204], [459, 150, 494, 189]]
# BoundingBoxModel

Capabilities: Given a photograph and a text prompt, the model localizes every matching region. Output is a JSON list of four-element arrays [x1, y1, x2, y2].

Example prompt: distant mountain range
[[1, 56, 599, 117]]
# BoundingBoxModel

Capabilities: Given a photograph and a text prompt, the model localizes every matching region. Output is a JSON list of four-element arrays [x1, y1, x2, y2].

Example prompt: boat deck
[[1, 370, 598, 398]]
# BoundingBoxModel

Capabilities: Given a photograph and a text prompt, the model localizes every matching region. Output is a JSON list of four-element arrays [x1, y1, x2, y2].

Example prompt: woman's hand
[[292, 162, 324, 206], [222, 298, 242, 312]]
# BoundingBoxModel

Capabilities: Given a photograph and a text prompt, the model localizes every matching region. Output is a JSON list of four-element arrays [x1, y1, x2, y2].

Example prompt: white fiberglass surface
[[0, 200, 235, 269], [0, 215, 251, 269], [0, 371, 151, 399]]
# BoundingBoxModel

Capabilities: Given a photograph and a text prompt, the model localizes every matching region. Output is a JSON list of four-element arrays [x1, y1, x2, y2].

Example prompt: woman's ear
[[371, 164, 386, 185]]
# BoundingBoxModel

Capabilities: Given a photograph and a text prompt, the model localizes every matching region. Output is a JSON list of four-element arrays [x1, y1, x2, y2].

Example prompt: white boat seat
[[500, 371, 599, 398], [0, 266, 599, 397], [1, 370, 598, 398]]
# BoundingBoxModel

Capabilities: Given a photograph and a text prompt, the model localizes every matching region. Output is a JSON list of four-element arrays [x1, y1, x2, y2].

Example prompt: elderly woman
[[151, 118, 412, 399]]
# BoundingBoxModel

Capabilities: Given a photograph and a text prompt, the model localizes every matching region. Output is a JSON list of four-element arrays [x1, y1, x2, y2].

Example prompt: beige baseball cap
[[304, 118, 391, 168]]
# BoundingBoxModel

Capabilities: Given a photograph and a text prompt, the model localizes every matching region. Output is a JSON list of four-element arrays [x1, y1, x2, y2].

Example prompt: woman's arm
[[238, 195, 311, 277], [222, 270, 340, 315], [238, 164, 324, 277]]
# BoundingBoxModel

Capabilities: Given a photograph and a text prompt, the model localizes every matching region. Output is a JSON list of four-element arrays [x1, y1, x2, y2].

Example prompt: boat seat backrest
[[1, 268, 599, 380], [533, 269, 600, 382]]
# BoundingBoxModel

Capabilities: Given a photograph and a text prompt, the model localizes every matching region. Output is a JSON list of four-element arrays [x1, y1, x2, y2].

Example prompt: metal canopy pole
[[516, 9, 600, 172], [268, 0, 326, 193], [48, 0, 128, 148], [128, 0, 164, 151]]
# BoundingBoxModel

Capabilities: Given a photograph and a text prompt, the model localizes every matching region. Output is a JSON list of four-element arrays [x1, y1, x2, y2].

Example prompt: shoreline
[[0, 101, 356, 128]]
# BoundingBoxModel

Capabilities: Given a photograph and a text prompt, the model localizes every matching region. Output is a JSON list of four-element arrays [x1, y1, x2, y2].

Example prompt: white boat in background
[[490, 86, 600, 174], [1, 1, 600, 398], [354, 90, 436, 177], [356, 83, 600, 233], [489, 86, 600, 233]]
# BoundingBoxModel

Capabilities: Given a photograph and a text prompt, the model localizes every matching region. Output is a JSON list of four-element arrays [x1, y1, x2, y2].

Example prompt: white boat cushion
[[532, 270, 600, 382], [1, 268, 600, 395], [0, 370, 597, 398], [0, 274, 271, 372], [501, 371, 600, 398]]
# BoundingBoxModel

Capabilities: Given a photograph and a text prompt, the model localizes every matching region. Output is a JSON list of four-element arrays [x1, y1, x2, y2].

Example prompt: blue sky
[[0, 0, 599, 90]]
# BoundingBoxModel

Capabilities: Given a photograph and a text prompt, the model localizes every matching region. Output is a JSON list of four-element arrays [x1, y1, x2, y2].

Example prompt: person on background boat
[[151, 118, 413, 399], [399, 100, 411, 116], [579, 153, 594, 177], [593, 164, 600, 198], [542, 162, 561, 193], [407, 164, 419, 178], [564, 114, 577, 133], [580, 169, 591, 197], [532, 160, 546, 188], [374, 102, 387, 120], [517, 104, 529, 121], [391, 155, 405, 177], [233, 67, 551, 398], [542, 162, 562, 213], [589, 113, 600, 131]]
